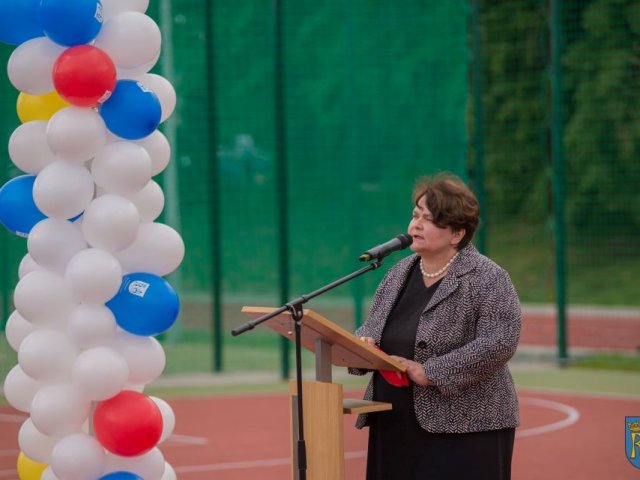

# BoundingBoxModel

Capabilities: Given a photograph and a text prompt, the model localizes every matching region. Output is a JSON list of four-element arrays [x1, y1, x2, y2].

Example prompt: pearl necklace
[[419, 252, 459, 278]]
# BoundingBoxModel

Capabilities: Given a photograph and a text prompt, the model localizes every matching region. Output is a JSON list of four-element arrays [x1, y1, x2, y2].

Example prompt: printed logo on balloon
[[1, 1, 180, 480]]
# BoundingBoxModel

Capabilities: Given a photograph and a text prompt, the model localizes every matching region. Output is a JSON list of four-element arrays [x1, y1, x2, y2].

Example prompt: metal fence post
[[274, 0, 291, 379], [205, 0, 223, 372], [549, 0, 568, 365], [468, 0, 487, 255]]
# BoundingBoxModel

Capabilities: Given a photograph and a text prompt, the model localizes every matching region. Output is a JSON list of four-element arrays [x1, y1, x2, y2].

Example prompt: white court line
[[518, 386, 640, 401], [0, 413, 26, 423], [516, 396, 580, 438], [0, 397, 579, 477], [174, 396, 580, 475], [345, 451, 367, 459], [165, 433, 209, 445], [174, 450, 368, 474], [175, 457, 291, 473]]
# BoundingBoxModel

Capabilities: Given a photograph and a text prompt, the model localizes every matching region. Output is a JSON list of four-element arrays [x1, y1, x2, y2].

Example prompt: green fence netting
[[0, 0, 638, 379], [0, 0, 469, 376]]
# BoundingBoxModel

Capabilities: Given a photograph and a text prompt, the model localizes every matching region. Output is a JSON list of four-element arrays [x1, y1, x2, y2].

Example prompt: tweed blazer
[[351, 243, 521, 433]]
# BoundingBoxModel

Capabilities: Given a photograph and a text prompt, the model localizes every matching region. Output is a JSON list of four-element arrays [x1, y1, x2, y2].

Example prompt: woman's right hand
[[359, 336, 376, 346]]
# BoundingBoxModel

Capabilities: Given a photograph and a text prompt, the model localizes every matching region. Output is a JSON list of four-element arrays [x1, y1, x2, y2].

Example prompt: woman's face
[[408, 195, 463, 257]]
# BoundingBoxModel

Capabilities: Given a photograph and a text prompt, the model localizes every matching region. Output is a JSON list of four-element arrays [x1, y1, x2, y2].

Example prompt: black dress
[[366, 263, 515, 480]]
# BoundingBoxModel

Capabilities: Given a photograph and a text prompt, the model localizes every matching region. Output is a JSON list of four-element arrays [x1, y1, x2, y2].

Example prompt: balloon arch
[[1, 1, 182, 479]]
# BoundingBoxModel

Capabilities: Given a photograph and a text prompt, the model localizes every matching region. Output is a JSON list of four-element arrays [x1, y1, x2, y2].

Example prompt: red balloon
[[93, 390, 163, 456], [52, 45, 116, 108]]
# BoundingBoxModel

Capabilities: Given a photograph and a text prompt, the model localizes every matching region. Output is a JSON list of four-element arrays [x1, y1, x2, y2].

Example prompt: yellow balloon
[[17, 91, 70, 123], [16, 452, 47, 480]]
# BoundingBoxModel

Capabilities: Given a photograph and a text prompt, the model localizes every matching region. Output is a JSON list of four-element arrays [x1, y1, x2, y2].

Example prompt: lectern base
[[289, 380, 392, 479], [290, 380, 344, 480]]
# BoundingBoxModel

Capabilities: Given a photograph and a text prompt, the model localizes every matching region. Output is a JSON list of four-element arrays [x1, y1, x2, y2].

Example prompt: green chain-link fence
[[0, 0, 638, 379]]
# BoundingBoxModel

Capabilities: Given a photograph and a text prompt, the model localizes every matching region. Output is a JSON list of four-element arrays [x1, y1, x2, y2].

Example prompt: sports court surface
[[1, 381, 639, 479]]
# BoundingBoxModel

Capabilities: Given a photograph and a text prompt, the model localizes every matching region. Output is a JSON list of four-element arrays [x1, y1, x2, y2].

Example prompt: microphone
[[359, 234, 413, 262]]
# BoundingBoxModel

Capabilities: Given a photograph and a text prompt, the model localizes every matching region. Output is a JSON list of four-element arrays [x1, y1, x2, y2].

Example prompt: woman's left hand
[[390, 356, 433, 386]]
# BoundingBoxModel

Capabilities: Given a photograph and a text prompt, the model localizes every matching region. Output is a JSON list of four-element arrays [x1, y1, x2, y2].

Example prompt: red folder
[[374, 346, 409, 387]]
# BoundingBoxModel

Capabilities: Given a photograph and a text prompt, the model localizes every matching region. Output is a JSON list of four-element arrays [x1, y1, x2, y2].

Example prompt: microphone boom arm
[[231, 259, 384, 336]]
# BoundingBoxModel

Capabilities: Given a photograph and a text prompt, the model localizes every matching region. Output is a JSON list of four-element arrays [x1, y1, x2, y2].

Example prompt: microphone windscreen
[[397, 234, 413, 248]]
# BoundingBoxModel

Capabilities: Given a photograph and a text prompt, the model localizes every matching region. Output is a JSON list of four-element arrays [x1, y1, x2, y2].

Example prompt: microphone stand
[[231, 259, 384, 480]]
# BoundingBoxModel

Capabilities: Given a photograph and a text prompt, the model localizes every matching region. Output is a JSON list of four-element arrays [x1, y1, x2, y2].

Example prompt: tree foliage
[[563, 0, 640, 232], [478, 0, 640, 235], [477, 0, 549, 220]]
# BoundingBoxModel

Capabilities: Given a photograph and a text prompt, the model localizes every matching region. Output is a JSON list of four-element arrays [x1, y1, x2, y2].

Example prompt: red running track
[[520, 306, 640, 351], [0, 388, 639, 479]]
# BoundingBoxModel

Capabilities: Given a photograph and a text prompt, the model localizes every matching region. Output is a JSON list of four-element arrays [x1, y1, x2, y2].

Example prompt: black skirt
[[366, 264, 515, 479], [366, 400, 515, 480]]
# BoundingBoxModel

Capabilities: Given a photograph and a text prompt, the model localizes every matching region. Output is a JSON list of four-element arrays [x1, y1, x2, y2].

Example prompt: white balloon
[[150, 396, 175, 443], [116, 223, 184, 276], [123, 180, 164, 222], [72, 346, 128, 401], [28, 218, 88, 274], [102, 0, 149, 20], [122, 382, 146, 392], [7, 37, 65, 94], [30, 383, 90, 436], [103, 448, 165, 479], [102, 0, 150, 20], [95, 12, 161, 70], [92, 141, 152, 195], [18, 418, 60, 464], [18, 329, 78, 382], [3, 364, 44, 412], [51, 433, 105, 480], [116, 50, 159, 79], [67, 304, 117, 349], [46, 107, 107, 163], [139, 73, 176, 123], [65, 248, 123, 304], [109, 330, 165, 384], [9, 121, 59, 174], [81, 194, 140, 251], [105, 129, 130, 143], [160, 462, 177, 480], [19, 253, 43, 279], [33, 162, 95, 219], [40, 466, 59, 480], [14, 270, 75, 326], [135, 129, 170, 176], [5, 310, 36, 352]]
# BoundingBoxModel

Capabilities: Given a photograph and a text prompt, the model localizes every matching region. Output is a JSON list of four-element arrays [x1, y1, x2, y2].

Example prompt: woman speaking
[[351, 173, 521, 480]]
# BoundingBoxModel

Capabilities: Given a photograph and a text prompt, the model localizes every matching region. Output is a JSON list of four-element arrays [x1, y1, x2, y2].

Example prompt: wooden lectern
[[241, 306, 407, 480]]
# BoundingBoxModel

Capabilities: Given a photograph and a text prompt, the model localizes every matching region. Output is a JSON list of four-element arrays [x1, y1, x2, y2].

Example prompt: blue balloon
[[40, 0, 103, 46], [0, 0, 44, 45], [99, 80, 162, 140], [100, 472, 143, 480], [0, 175, 46, 237], [106, 273, 180, 336]]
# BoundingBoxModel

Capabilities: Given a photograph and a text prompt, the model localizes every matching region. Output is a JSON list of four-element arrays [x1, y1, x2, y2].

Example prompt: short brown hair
[[412, 173, 480, 250]]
